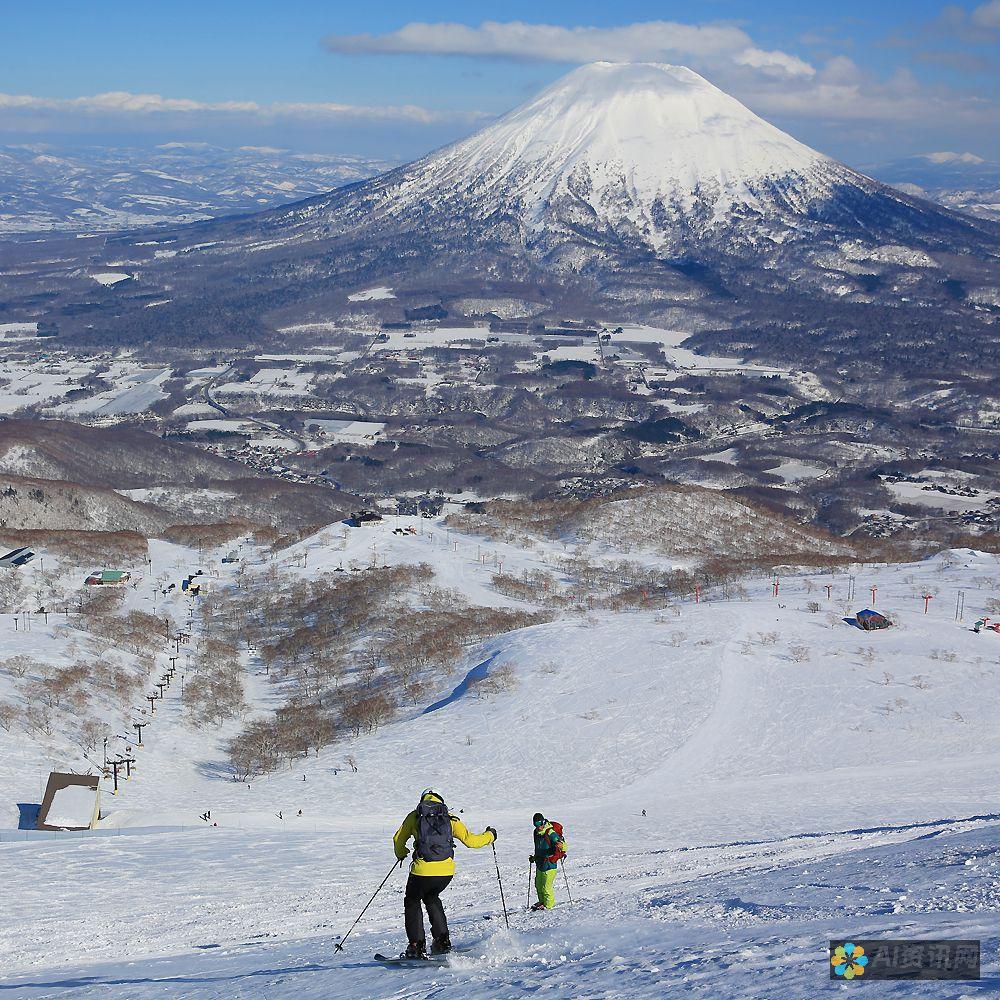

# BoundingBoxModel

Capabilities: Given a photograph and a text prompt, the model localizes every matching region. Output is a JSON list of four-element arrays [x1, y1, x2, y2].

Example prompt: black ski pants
[[404, 873, 453, 944]]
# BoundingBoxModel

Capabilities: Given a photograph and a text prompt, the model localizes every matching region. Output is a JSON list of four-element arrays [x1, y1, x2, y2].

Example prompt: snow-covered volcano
[[354, 62, 849, 247], [235, 59, 990, 265]]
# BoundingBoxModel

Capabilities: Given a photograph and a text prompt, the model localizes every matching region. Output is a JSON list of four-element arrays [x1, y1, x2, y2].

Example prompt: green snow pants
[[535, 866, 557, 908]]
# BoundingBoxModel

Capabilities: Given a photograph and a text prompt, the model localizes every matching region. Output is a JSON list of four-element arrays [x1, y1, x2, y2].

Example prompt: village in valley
[[1, 312, 996, 544]]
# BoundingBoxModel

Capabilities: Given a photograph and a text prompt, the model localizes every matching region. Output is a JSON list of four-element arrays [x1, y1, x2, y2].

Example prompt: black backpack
[[415, 797, 455, 862]]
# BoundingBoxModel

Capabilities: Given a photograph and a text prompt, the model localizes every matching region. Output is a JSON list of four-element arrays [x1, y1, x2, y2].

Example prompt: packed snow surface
[[0, 523, 997, 997], [347, 286, 395, 302], [90, 272, 131, 286]]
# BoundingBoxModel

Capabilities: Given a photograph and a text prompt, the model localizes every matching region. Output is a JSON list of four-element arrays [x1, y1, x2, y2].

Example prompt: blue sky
[[2, 1, 998, 165]]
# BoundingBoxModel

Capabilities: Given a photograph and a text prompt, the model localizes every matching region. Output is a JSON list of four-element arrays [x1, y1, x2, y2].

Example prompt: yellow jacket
[[393, 793, 495, 876]]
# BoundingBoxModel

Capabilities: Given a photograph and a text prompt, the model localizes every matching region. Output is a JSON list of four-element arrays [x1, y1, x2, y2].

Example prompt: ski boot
[[403, 939, 428, 960], [530, 902, 548, 911], [431, 933, 452, 955]]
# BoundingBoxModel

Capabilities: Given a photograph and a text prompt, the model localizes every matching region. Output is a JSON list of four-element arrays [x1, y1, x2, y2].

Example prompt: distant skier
[[392, 789, 496, 959], [530, 813, 567, 910]]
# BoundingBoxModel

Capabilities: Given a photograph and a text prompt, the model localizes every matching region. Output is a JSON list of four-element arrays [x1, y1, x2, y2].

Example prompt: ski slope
[[0, 517, 998, 997]]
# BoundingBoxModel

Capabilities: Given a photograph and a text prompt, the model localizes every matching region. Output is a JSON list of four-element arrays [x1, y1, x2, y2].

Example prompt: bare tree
[[76, 716, 109, 752], [3, 655, 37, 679], [470, 662, 518, 699], [227, 719, 281, 780], [25, 705, 53, 736]]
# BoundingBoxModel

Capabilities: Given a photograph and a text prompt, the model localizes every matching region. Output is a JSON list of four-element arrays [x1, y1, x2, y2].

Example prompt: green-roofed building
[[84, 569, 131, 586]]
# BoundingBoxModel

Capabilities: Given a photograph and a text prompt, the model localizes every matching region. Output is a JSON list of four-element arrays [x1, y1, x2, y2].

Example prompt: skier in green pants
[[530, 812, 566, 910]]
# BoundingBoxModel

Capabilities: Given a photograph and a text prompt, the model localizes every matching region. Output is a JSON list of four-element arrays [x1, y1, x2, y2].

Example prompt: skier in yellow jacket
[[392, 789, 496, 959]]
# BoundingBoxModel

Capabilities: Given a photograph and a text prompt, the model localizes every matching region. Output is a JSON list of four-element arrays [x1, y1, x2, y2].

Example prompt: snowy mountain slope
[[0, 472, 174, 532], [0, 419, 241, 487], [450, 486, 852, 561], [0, 519, 997, 997], [4, 520, 996, 833]]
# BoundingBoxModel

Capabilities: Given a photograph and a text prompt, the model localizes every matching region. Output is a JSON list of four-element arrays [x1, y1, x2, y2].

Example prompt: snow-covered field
[[90, 272, 132, 286], [0, 519, 998, 997], [301, 418, 385, 446], [215, 368, 314, 397], [0, 358, 97, 413], [769, 459, 829, 483], [372, 326, 491, 352], [0, 322, 39, 340], [885, 476, 998, 513], [615, 326, 789, 377], [55, 367, 172, 417], [347, 286, 396, 302]]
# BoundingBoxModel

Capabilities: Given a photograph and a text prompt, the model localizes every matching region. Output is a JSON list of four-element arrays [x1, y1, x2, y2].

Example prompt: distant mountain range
[[0, 142, 387, 234], [0, 63, 997, 376], [868, 151, 1000, 222]]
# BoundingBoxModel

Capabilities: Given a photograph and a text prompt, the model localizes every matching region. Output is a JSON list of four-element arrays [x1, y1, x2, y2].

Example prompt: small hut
[[84, 570, 131, 586], [37, 772, 100, 831], [856, 609, 892, 631], [0, 546, 35, 568]]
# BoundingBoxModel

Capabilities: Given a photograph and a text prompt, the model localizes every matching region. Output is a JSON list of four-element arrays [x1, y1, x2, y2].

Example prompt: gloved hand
[[486, 826, 497, 841], [528, 854, 536, 862], [397, 848, 410, 860]]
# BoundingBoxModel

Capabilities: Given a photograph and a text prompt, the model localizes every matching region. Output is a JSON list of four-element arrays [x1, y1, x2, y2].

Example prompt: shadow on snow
[[422, 651, 501, 715]]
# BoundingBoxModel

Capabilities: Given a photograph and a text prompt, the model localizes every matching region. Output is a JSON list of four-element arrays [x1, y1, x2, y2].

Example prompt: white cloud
[[971, 0, 1000, 29], [0, 91, 484, 126], [734, 48, 815, 79], [323, 19, 815, 78], [740, 62, 999, 127], [319, 18, 1000, 130]]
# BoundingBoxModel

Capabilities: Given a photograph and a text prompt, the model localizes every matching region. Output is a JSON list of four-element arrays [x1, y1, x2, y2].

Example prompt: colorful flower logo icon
[[832, 942, 869, 979]]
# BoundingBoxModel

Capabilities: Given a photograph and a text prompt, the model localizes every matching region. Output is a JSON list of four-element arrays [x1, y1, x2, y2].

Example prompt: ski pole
[[527, 858, 533, 909], [492, 842, 510, 929], [334, 857, 402, 952], [560, 858, 574, 905]]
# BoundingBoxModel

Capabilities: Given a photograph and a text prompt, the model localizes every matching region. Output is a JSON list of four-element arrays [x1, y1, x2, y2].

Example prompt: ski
[[374, 952, 450, 965]]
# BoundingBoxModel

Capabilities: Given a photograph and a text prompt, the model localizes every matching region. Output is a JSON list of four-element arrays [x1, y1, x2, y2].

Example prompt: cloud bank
[[0, 91, 485, 126], [324, 19, 816, 79], [323, 19, 998, 129]]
